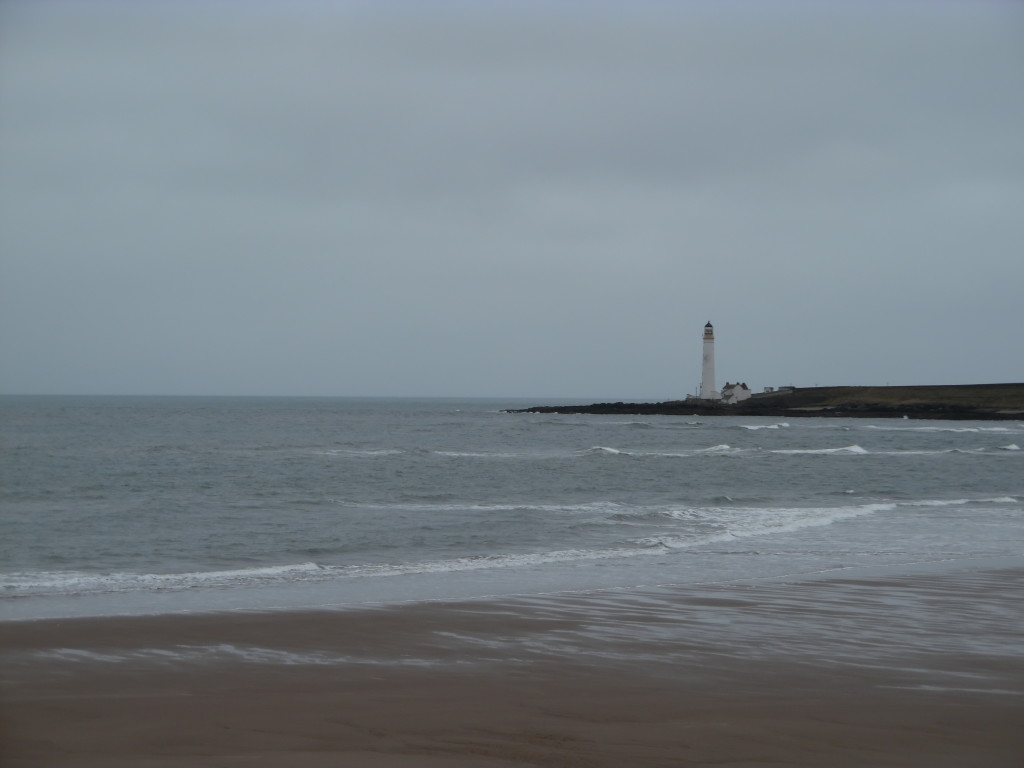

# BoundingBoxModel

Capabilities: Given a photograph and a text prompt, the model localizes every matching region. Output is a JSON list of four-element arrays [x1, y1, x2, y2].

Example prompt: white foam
[[628, 450, 692, 458], [1001, 444, 1020, 451], [40, 648, 128, 663], [341, 500, 897, 573], [772, 445, 869, 455], [739, 423, 790, 430], [863, 425, 1016, 434], [198, 644, 349, 665], [37, 644, 438, 667], [349, 500, 629, 516], [2, 502, 890, 600], [872, 449, 958, 456], [316, 448, 404, 457], [882, 685, 1024, 696], [5, 497, 1015, 605], [342, 546, 652, 578], [898, 497, 1017, 508], [638, 502, 896, 548], [3, 562, 326, 596], [601, 446, 746, 459], [434, 450, 525, 458]]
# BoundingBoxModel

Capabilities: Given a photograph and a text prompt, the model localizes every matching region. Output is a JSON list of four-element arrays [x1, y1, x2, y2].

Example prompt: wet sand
[[3, 565, 1023, 767]]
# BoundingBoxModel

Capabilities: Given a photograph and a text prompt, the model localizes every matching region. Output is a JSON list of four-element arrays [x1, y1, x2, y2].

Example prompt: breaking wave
[[11, 498, 997, 600], [771, 445, 869, 455], [862, 425, 1020, 434]]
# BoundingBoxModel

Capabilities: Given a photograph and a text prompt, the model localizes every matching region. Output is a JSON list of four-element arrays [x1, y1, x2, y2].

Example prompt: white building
[[721, 382, 752, 404]]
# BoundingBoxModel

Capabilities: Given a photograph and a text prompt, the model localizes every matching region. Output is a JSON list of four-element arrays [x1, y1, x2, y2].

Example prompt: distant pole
[[699, 322, 720, 400]]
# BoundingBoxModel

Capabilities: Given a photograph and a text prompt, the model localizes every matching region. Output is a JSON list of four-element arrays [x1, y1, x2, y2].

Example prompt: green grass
[[749, 384, 1024, 411]]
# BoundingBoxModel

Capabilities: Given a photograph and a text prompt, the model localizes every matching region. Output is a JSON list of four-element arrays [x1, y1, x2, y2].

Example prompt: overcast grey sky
[[1, 1, 1021, 399]]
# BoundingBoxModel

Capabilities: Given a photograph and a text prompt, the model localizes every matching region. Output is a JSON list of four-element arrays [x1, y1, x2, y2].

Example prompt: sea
[[2, 396, 1022, 623]]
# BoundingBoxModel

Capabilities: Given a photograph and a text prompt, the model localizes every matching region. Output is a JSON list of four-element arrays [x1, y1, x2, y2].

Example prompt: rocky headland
[[510, 383, 1024, 420]]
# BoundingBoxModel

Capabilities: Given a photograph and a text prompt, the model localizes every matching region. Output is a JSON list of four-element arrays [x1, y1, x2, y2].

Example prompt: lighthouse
[[699, 322, 721, 400]]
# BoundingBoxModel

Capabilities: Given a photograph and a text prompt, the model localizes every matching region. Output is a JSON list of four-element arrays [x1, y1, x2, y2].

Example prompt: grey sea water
[[1, 396, 1022, 620]]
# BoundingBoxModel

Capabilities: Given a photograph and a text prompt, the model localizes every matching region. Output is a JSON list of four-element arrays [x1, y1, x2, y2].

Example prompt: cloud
[[1, 1, 1022, 396]]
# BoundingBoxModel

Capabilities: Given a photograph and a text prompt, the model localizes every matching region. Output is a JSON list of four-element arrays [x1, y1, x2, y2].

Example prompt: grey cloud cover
[[1, 1, 1021, 398]]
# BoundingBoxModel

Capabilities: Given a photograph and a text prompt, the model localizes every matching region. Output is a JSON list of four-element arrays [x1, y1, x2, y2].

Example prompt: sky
[[1, 1, 1021, 399]]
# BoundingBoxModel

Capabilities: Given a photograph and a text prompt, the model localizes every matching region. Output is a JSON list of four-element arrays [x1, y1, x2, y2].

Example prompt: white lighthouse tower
[[699, 322, 721, 400]]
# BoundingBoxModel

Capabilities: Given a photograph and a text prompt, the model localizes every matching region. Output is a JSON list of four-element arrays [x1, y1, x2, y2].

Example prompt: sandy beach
[[3, 564, 1023, 767]]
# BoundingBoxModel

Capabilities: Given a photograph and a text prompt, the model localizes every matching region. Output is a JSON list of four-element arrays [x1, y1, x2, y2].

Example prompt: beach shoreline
[[4, 564, 1022, 767]]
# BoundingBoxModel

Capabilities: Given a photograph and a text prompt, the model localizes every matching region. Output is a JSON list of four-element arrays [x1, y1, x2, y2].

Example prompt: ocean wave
[[580, 444, 746, 458], [863, 425, 1018, 434], [875, 449, 957, 456], [5, 496, 1017, 601], [3, 502, 890, 597], [434, 450, 529, 459], [738, 423, 790, 430], [831, 447, 1011, 456], [351, 441, 1004, 462], [1, 562, 327, 597], [329, 500, 635, 517], [702, 444, 737, 453], [1, 546, 650, 597], [36, 644, 437, 667], [316, 448, 405, 457], [898, 497, 1017, 507], [771, 445, 869, 455], [948, 447, 1022, 455], [566, 440, 960, 459], [635, 502, 896, 548], [581, 446, 626, 456]]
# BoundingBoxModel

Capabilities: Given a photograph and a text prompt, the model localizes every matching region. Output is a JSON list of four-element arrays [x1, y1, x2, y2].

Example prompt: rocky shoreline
[[510, 384, 1024, 420]]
